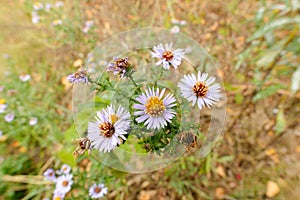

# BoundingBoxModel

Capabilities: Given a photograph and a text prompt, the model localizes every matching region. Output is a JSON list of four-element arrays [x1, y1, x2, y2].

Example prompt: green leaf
[[253, 84, 285, 102], [235, 93, 244, 105], [218, 155, 235, 163], [63, 125, 78, 141], [248, 17, 300, 41], [257, 49, 282, 67], [235, 46, 256, 70], [275, 108, 286, 135], [257, 37, 290, 68], [291, 67, 300, 94], [205, 153, 212, 174], [57, 150, 76, 167]]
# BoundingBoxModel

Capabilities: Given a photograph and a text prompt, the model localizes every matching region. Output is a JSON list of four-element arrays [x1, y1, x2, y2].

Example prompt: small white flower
[[55, 1, 64, 8], [85, 20, 94, 28], [134, 87, 177, 129], [0, 130, 3, 137], [66, 69, 88, 84], [4, 112, 14, 123], [3, 54, 10, 59], [33, 2, 44, 10], [82, 20, 94, 33], [19, 74, 31, 82], [43, 168, 56, 181], [171, 18, 180, 24], [29, 117, 38, 126], [171, 18, 186, 26], [151, 43, 185, 70], [82, 26, 90, 34], [178, 71, 222, 109], [54, 174, 73, 195], [45, 3, 52, 11], [171, 26, 180, 34], [52, 19, 62, 26], [180, 20, 187, 26], [106, 57, 132, 78], [89, 183, 108, 199], [31, 11, 40, 24], [57, 164, 71, 175], [52, 190, 65, 200], [0, 104, 7, 113], [87, 104, 131, 153], [272, 108, 278, 114]]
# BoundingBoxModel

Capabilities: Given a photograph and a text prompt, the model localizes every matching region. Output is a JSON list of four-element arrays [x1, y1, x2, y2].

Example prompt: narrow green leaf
[[257, 49, 282, 67], [248, 17, 300, 41], [275, 108, 286, 135], [205, 153, 212, 174], [291, 67, 300, 94], [218, 155, 235, 163], [253, 84, 285, 102]]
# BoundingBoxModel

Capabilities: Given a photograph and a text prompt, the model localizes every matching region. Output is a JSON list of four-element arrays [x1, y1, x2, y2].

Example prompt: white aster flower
[[43, 168, 56, 181], [82, 26, 90, 34], [29, 117, 38, 126], [52, 19, 62, 26], [82, 20, 94, 33], [171, 18, 186, 26], [54, 174, 73, 195], [87, 104, 131, 153], [0, 104, 7, 113], [151, 43, 185, 70], [134, 87, 177, 129], [33, 2, 44, 10], [56, 164, 71, 175], [178, 71, 222, 109], [55, 1, 64, 8], [171, 26, 180, 34], [85, 20, 94, 28], [66, 69, 89, 84], [180, 20, 187, 26], [45, 3, 52, 11], [52, 190, 65, 200], [89, 183, 108, 199], [19, 74, 31, 82], [31, 11, 40, 24], [4, 112, 14, 123], [106, 57, 132, 78]]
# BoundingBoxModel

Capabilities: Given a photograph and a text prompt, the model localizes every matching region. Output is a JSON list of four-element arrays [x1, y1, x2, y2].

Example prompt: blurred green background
[[0, 0, 299, 199]]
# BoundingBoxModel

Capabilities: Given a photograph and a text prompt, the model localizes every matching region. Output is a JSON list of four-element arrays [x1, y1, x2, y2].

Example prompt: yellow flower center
[[109, 114, 119, 124], [0, 98, 5, 104], [162, 51, 174, 61], [54, 197, 61, 200], [193, 82, 208, 97], [99, 122, 115, 138], [145, 97, 165, 117]]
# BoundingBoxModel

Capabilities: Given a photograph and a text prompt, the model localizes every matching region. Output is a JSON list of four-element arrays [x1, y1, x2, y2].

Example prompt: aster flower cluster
[[31, 1, 64, 26], [1, 80, 38, 125], [43, 164, 73, 199], [43, 164, 108, 199], [68, 42, 222, 154]]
